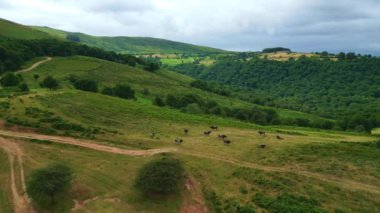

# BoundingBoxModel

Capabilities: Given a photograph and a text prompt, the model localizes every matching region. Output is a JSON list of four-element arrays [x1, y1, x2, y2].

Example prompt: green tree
[[73, 79, 98, 92], [0, 72, 20, 87], [40, 76, 59, 90], [153, 96, 165, 107], [135, 158, 185, 195], [113, 84, 135, 99], [27, 163, 73, 205], [19, 83, 29, 92]]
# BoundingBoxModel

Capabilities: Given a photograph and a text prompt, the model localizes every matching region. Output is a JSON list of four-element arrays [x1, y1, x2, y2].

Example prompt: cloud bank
[[1, 0, 379, 54]]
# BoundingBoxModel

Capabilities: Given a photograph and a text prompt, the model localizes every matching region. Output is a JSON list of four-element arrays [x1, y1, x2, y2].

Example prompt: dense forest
[[172, 54, 380, 132], [0, 36, 159, 74]]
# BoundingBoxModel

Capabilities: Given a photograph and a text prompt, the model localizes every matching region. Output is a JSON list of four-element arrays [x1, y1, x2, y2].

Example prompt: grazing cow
[[258, 144, 266, 148], [184, 128, 189, 135], [258, 131, 266, 136], [223, 139, 231, 145], [218, 134, 227, 139], [175, 138, 183, 144], [204, 130, 212, 135], [210, 125, 218, 130], [276, 135, 284, 140]]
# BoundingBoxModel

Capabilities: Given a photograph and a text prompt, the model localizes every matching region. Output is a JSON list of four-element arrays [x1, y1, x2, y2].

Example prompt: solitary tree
[[135, 158, 185, 195], [27, 163, 73, 205], [0, 72, 20, 87], [40, 76, 59, 90], [113, 84, 135, 99]]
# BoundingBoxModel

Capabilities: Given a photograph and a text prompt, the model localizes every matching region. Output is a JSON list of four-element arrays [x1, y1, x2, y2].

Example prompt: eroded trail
[[0, 129, 379, 196], [0, 130, 177, 156], [0, 137, 34, 213], [17, 57, 52, 73]]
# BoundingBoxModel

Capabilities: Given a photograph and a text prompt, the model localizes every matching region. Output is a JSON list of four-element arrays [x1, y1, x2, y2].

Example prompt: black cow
[[276, 135, 284, 140], [223, 139, 231, 145], [175, 138, 183, 144], [258, 131, 266, 136], [258, 144, 266, 148], [184, 128, 189, 135], [218, 134, 227, 139], [204, 130, 212, 135], [210, 126, 218, 130]]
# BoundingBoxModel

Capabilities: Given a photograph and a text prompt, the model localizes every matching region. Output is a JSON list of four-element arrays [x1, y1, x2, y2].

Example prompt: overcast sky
[[1, 0, 380, 54]]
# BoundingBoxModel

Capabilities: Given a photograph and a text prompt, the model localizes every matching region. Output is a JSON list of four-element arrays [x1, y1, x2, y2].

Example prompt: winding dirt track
[[17, 57, 52, 73], [0, 128, 379, 212], [0, 137, 35, 213]]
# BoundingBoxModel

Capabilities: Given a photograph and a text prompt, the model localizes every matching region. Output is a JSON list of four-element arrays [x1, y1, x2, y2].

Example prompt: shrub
[[19, 83, 29, 92], [101, 86, 114, 96], [27, 163, 73, 205], [0, 72, 20, 87], [113, 84, 135, 99], [40, 76, 59, 90], [135, 157, 185, 195], [153, 96, 165, 107], [73, 79, 98, 92], [237, 205, 256, 213]]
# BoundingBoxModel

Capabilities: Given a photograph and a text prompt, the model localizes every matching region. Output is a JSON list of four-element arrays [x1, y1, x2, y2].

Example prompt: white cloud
[[0, 0, 379, 54]]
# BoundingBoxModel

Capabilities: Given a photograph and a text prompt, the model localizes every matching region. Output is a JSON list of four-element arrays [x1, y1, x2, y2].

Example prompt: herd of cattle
[[151, 126, 284, 148]]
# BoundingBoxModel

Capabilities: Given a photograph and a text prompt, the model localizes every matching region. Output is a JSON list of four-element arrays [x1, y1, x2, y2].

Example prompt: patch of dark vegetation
[[29, 139, 53, 145], [101, 84, 136, 100], [252, 192, 327, 213], [0, 101, 10, 110], [25, 107, 54, 118], [190, 79, 231, 97], [135, 157, 185, 196], [5, 116, 41, 128]]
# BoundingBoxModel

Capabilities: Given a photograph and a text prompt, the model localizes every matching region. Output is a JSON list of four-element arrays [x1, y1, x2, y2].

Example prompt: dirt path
[[181, 177, 209, 213], [0, 130, 177, 156], [0, 129, 379, 196], [0, 137, 35, 213], [17, 57, 52, 73]]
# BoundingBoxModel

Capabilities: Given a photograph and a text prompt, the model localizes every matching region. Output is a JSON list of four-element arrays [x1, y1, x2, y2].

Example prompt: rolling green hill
[[32, 26, 226, 54], [0, 18, 51, 40]]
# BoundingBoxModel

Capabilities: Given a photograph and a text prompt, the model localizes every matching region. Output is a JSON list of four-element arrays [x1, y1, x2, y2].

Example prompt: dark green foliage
[[144, 62, 160, 72], [376, 141, 380, 149], [27, 163, 73, 205], [18, 82, 29, 92], [101, 86, 114, 96], [134, 157, 185, 195], [153, 96, 165, 107], [66, 33, 80, 42], [190, 80, 230, 96], [262, 47, 291, 53], [0, 72, 20, 86], [40, 76, 59, 90], [143, 88, 150, 95], [253, 192, 327, 213], [237, 205, 256, 213], [33, 74, 39, 80], [173, 54, 380, 132], [73, 79, 98, 92], [113, 84, 135, 99]]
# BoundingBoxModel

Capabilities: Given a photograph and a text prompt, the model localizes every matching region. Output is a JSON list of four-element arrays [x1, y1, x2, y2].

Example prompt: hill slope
[[0, 18, 51, 40], [32, 26, 226, 54]]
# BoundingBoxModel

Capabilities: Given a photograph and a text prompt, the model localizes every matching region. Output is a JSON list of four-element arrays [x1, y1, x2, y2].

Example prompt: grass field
[[372, 128, 380, 135], [0, 56, 379, 212], [259, 52, 324, 61]]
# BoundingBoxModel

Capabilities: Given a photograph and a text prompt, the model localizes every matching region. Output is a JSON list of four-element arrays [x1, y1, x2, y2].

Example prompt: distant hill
[[0, 18, 51, 39], [31, 26, 226, 55]]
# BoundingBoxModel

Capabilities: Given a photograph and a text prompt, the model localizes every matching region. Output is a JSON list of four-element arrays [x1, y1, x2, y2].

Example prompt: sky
[[1, 0, 380, 54]]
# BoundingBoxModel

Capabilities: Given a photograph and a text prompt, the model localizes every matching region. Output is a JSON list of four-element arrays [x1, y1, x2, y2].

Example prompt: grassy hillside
[[18, 56, 332, 125], [0, 19, 51, 40], [32, 26, 226, 54]]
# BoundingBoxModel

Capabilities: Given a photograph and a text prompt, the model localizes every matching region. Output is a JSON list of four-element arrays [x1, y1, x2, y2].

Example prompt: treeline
[[262, 47, 291, 53], [172, 54, 380, 132], [0, 36, 160, 74], [153, 93, 278, 125]]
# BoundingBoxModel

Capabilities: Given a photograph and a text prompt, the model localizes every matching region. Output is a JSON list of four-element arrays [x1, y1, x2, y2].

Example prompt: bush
[[113, 84, 135, 99], [101, 86, 114, 96], [19, 83, 29, 92], [27, 163, 73, 205], [135, 157, 185, 195], [153, 96, 165, 107], [73, 79, 98, 92], [0, 72, 20, 87], [40, 76, 59, 90]]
